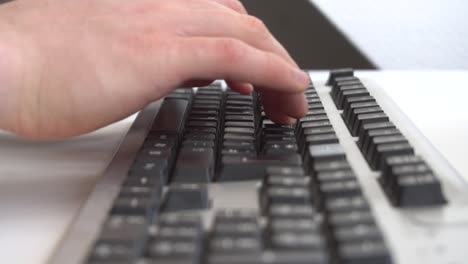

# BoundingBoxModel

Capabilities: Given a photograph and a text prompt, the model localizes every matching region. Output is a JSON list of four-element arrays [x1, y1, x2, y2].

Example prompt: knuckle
[[215, 38, 246, 64], [242, 15, 268, 33], [228, 0, 247, 13]]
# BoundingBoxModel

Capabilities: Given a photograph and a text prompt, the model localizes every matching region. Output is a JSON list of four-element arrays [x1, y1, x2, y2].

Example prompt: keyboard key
[[172, 147, 215, 183], [219, 154, 302, 182], [162, 184, 210, 212], [326, 68, 354, 86], [151, 99, 189, 135], [337, 240, 392, 264]]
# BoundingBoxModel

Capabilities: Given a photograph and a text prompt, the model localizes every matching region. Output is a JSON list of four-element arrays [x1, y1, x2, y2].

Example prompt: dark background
[[240, 0, 375, 69]]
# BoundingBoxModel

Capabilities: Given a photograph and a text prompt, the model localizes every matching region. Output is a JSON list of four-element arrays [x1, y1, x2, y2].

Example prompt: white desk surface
[[1, 71, 467, 264]]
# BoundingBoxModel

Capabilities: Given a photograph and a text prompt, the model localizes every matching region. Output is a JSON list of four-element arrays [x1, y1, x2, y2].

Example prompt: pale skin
[[0, 0, 309, 140]]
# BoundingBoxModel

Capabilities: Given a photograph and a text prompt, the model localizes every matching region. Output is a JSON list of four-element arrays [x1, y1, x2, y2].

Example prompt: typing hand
[[0, 0, 308, 139]]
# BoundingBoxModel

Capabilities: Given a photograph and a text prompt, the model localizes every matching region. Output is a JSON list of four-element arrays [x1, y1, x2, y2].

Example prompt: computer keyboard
[[50, 69, 468, 264]]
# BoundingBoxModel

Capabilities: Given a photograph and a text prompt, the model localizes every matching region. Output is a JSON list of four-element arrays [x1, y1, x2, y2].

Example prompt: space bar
[[151, 98, 189, 134]]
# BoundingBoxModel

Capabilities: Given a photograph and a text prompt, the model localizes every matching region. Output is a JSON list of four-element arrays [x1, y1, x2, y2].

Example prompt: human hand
[[0, 0, 309, 139]]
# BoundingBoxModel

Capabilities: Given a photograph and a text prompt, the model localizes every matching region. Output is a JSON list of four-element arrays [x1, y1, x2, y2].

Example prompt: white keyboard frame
[[48, 74, 468, 264]]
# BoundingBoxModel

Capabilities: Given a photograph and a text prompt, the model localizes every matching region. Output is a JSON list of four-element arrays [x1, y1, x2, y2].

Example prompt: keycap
[[162, 184, 210, 212], [337, 240, 392, 264], [393, 173, 446, 206], [372, 142, 414, 170], [326, 68, 354, 86], [99, 215, 147, 242], [353, 112, 389, 136], [308, 144, 346, 164], [219, 154, 302, 182], [172, 147, 215, 183], [348, 107, 384, 129], [357, 121, 396, 140], [334, 223, 383, 243], [360, 128, 401, 151], [329, 210, 375, 227], [111, 196, 158, 216], [87, 241, 137, 262], [317, 170, 356, 182], [338, 89, 370, 110], [151, 99, 189, 135], [262, 187, 313, 206]]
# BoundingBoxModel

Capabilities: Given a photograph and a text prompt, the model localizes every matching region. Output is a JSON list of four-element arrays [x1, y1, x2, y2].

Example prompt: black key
[[326, 68, 354, 86], [358, 121, 395, 140], [185, 132, 216, 141], [99, 215, 147, 242], [266, 166, 305, 177], [223, 140, 256, 150], [225, 115, 255, 122], [319, 179, 362, 199], [308, 103, 324, 110], [393, 173, 446, 206], [224, 127, 255, 134], [335, 85, 366, 106], [344, 101, 379, 122], [88, 241, 137, 262], [264, 175, 310, 188], [268, 204, 315, 219], [337, 240, 392, 264], [353, 112, 389, 136], [343, 96, 376, 113], [187, 120, 217, 128], [146, 226, 203, 264], [317, 170, 356, 182], [270, 231, 325, 251], [314, 160, 351, 172], [305, 133, 339, 146], [308, 144, 346, 164], [224, 121, 255, 128], [172, 147, 214, 183], [263, 187, 313, 206], [128, 161, 167, 185], [373, 142, 414, 170], [185, 127, 217, 134], [326, 196, 370, 213], [119, 186, 155, 199], [329, 210, 375, 227], [334, 223, 383, 243], [151, 99, 189, 135], [223, 133, 255, 141], [219, 154, 302, 181], [183, 140, 215, 148], [221, 148, 256, 157], [382, 155, 423, 177], [360, 128, 401, 152], [338, 89, 370, 110], [263, 143, 298, 155], [111, 197, 157, 216], [332, 79, 362, 98], [162, 184, 210, 212], [348, 107, 384, 129]]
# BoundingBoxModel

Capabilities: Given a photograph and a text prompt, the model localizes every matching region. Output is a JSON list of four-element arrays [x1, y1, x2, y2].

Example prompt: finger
[[261, 93, 297, 124], [181, 80, 214, 88], [226, 80, 254, 94], [208, 0, 248, 14], [178, 0, 247, 14], [181, 10, 297, 68], [171, 37, 310, 94], [261, 91, 307, 119]]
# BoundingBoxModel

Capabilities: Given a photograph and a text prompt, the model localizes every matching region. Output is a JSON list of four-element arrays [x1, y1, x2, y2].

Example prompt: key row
[[327, 69, 446, 207]]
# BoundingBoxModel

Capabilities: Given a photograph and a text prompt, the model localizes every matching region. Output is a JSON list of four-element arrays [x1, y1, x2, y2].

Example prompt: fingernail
[[294, 69, 310, 88]]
